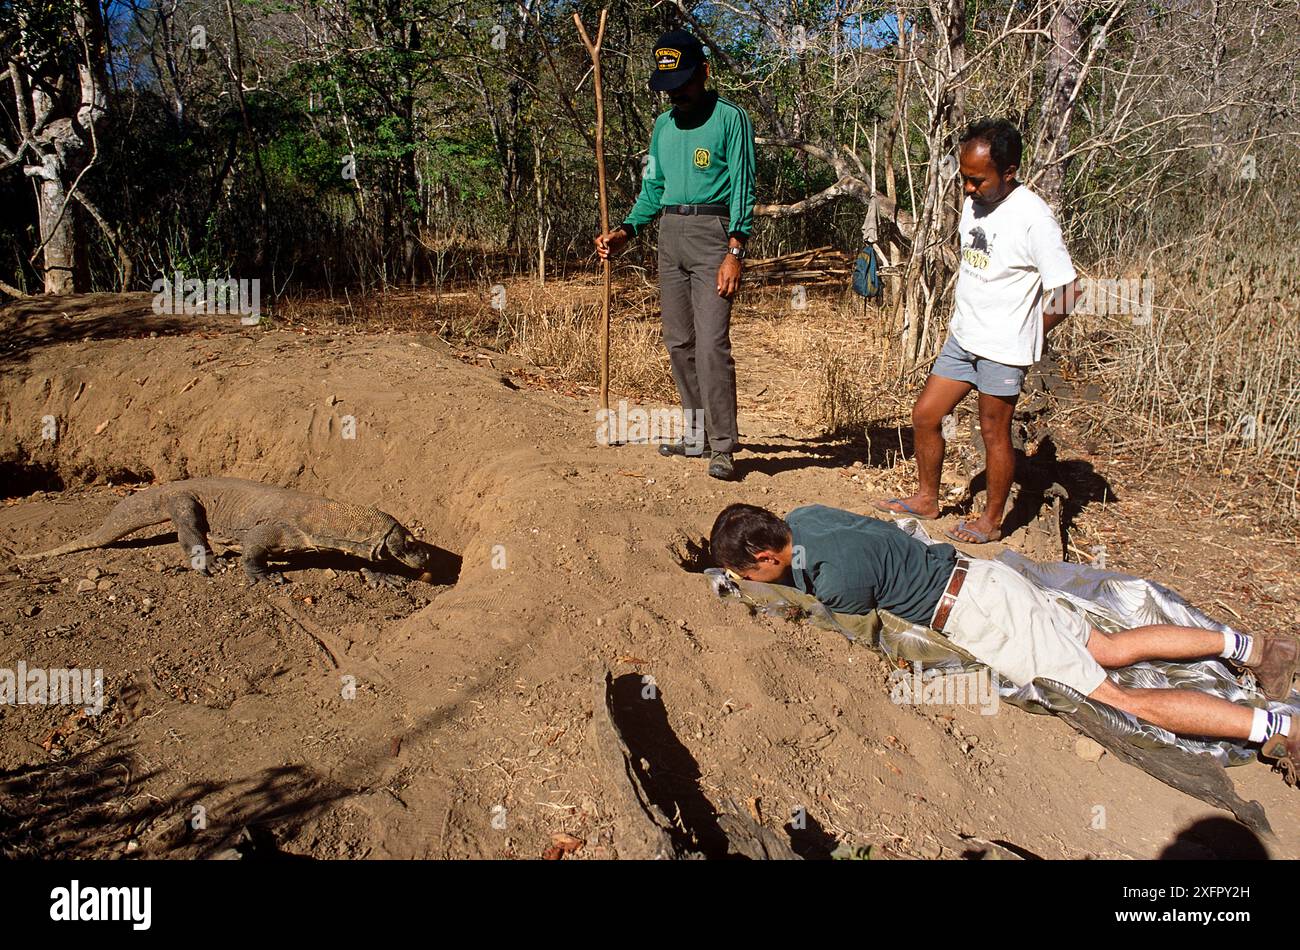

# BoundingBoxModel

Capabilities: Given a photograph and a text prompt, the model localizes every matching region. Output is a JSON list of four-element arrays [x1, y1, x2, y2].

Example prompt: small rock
[[1074, 737, 1106, 762], [322, 568, 338, 580], [75, 579, 97, 594], [326, 394, 338, 406], [20, 604, 40, 618], [96, 579, 113, 591], [85, 567, 101, 581]]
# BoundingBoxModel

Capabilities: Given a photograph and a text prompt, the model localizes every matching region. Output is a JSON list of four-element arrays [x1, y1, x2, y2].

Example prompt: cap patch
[[656, 47, 682, 69]]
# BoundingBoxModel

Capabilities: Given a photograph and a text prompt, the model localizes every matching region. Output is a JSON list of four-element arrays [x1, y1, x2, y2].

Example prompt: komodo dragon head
[[380, 523, 439, 572]]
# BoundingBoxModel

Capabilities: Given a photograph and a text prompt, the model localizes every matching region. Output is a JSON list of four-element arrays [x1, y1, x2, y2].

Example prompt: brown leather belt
[[930, 556, 971, 634]]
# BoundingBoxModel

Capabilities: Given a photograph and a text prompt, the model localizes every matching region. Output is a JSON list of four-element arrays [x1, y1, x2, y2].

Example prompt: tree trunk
[[13, 0, 109, 294], [34, 167, 77, 294], [1036, 1, 1084, 210], [897, 0, 966, 370]]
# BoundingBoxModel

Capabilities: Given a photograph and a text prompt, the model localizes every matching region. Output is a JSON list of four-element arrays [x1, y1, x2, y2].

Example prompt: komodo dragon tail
[[17, 490, 170, 560]]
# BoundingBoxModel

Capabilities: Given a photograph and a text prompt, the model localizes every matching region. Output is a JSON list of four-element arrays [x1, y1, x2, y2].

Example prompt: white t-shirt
[[948, 184, 1076, 367]]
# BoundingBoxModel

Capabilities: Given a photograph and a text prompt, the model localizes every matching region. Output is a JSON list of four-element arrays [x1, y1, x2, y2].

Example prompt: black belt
[[664, 203, 728, 217]]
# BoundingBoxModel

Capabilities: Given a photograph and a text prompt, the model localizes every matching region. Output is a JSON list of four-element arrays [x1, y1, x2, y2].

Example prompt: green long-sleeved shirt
[[622, 91, 756, 238]]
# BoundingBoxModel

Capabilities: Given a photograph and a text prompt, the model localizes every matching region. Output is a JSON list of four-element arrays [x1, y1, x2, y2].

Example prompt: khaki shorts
[[940, 559, 1108, 696]]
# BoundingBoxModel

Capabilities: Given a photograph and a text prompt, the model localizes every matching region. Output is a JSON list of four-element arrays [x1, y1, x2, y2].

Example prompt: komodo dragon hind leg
[[239, 523, 288, 585], [166, 494, 213, 574]]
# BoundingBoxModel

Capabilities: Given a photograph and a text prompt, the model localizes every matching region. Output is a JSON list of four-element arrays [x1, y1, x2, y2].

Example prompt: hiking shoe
[[1261, 728, 1300, 788], [1248, 637, 1299, 701], [658, 436, 707, 458], [707, 452, 736, 480]]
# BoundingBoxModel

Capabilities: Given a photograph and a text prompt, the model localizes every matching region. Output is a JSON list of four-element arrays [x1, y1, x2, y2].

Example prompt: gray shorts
[[932, 335, 1027, 397]]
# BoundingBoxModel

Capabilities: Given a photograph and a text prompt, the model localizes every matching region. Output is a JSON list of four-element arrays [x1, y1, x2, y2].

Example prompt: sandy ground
[[0, 289, 1296, 859]]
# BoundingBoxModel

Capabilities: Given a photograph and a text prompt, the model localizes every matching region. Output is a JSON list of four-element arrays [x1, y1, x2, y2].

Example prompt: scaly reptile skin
[[18, 477, 436, 584]]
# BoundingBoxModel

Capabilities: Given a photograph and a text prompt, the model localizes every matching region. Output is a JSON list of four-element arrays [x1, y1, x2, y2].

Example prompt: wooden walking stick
[[575, 8, 611, 412]]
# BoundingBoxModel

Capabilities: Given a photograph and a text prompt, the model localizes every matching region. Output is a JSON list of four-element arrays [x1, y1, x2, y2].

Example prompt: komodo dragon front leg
[[166, 493, 215, 574]]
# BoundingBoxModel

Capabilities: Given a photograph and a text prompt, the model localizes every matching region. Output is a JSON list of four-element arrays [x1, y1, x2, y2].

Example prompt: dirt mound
[[0, 295, 1295, 859]]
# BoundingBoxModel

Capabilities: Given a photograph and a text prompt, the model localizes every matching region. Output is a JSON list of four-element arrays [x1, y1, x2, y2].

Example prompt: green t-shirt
[[786, 505, 958, 626], [622, 91, 757, 238]]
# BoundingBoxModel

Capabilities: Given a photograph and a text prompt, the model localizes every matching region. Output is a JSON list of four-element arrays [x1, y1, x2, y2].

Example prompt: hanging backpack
[[852, 243, 883, 299]]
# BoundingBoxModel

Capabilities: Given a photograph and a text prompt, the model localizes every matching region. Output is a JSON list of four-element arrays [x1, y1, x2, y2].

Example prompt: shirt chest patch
[[693, 147, 711, 169], [962, 225, 995, 270]]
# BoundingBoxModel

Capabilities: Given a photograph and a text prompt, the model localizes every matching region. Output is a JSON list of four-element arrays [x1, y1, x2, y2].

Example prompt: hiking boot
[[658, 435, 707, 458], [1261, 728, 1300, 788], [1246, 637, 1299, 701], [707, 451, 736, 481]]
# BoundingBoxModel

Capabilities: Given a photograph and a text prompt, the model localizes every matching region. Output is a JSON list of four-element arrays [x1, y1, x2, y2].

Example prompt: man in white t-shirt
[[876, 118, 1083, 544]]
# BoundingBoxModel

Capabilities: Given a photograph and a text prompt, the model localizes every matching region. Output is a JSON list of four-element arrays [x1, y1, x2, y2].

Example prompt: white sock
[[1221, 631, 1254, 664], [1248, 708, 1291, 744]]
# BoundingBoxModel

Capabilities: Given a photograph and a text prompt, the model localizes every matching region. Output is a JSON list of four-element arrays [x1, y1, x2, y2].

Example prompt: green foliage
[[262, 129, 352, 195]]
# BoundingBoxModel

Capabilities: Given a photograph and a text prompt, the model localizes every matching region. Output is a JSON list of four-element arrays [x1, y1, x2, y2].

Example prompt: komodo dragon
[[17, 477, 437, 584]]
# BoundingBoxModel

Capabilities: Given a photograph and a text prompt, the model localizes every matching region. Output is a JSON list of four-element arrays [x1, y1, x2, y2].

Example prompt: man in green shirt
[[709, 502, 1300, 776], [594, 29, 757, 481]]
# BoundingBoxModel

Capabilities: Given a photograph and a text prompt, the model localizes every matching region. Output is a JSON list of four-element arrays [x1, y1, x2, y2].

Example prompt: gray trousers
[[657, 212, 739, 454]]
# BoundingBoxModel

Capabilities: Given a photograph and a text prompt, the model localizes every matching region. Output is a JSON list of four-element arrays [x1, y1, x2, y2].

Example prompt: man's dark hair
[[709, 503, 791, 571], [959, 118, 1022, 174]]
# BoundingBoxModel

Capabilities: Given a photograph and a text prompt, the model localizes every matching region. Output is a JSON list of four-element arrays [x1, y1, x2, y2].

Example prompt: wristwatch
[[727, 245, 746, 260]]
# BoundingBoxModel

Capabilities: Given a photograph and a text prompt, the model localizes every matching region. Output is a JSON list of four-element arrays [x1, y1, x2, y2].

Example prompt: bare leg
[[950, 391, 1017, 540], [1087, 625, 1225, 668], [876, 374, 971, 518], [1089, 678, 1253, 740]]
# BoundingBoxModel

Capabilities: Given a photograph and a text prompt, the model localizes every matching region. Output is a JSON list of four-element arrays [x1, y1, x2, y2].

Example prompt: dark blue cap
[[649, 29, 705, 92]]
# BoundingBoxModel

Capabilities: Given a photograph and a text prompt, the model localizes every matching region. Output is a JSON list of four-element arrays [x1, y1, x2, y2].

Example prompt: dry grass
[[271, 266, 1298, 527], [1056, 254, 1299, 524], [504, 300, 677, 402]]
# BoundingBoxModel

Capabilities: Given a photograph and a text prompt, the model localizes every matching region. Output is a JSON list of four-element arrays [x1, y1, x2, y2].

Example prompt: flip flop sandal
[[944, 520, 1002, 544], [1261, 733, 1299, 788], [872, 497, 939, 520]]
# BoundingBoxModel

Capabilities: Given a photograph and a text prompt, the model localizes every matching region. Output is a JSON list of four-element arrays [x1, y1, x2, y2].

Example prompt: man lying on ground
[[709, 503, 1300, 776]]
